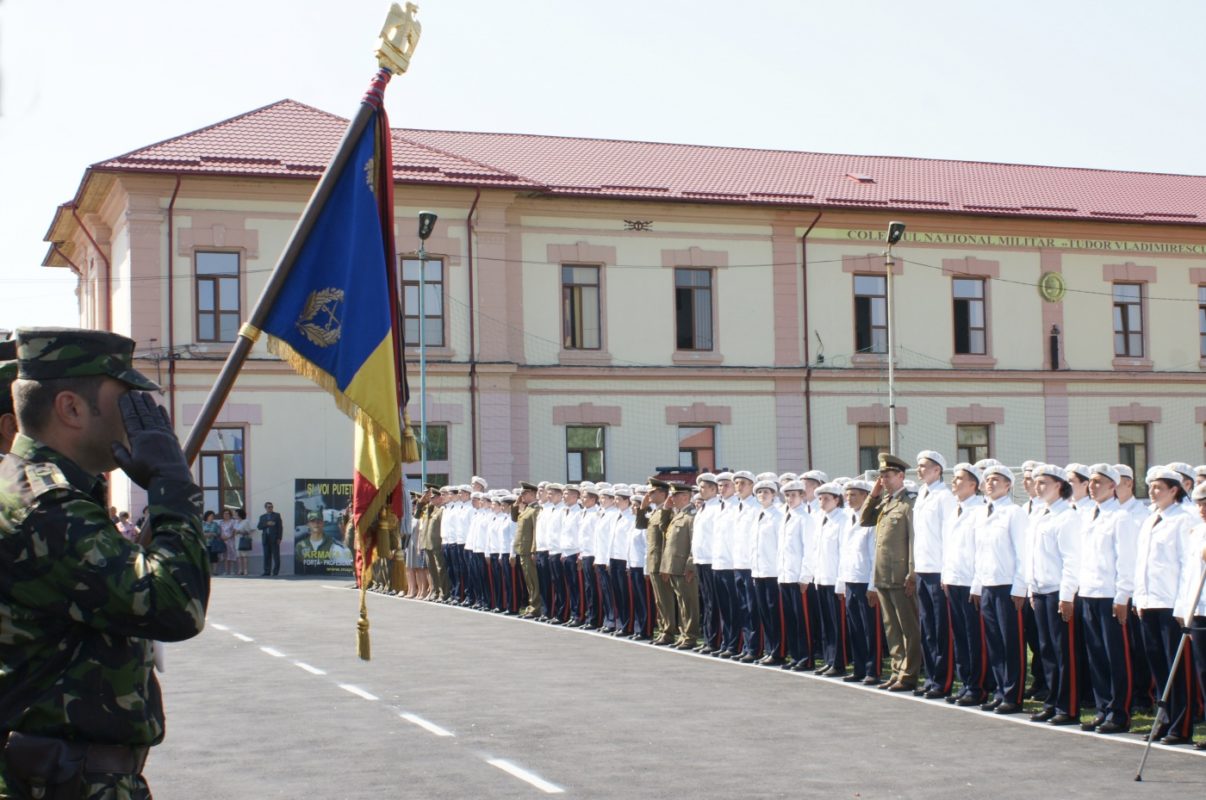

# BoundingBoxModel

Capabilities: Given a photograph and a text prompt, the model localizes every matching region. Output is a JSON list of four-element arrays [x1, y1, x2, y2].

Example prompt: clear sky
[[3, 0, 1206, 331]]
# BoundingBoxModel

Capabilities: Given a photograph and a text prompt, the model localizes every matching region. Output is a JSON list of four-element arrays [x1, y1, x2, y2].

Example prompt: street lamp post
[[885, 221, 906, 455], [416, 211, 438, 487]]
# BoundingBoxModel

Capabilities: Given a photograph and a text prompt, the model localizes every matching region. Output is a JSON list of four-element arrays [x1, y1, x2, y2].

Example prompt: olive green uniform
[[662, 508, 699, 647], [860, 488, 921, 686], [638, 505, 677, 643], [515, 504, 541, 616]]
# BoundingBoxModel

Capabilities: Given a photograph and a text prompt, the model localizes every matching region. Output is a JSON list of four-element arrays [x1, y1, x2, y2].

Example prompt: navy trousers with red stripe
[[778, 583, 811, 665], [736, 569, 759, 656], [1127, 611, 1154, 710], [845, 582, 881, 680], [609, 559, 630, 633], [595, 563, 615, 629], [714, 569, 740, 653], [946, 584, 986, 699], [917, 573, 953, 694], [1191, 616, 1206, 727], [1139, 608, 1192, 738], [580, 556, 598, 625], [817, 585, 846, 671], [1032, 591, 1079, 716], [1080, 596, 1131, 725], [628, 566, 651, 638], [980, 585, 1025, 705], [752, 577, 783, 658], [698, 564, 719, 648], [562, 553, 581, 621]]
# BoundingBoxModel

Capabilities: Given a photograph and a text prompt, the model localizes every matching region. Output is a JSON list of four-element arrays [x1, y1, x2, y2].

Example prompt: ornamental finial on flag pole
[[376, 3, 422, 75]]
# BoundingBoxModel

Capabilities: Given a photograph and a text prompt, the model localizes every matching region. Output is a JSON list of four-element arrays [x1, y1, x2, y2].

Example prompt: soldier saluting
[[0, 328, 210, 799]]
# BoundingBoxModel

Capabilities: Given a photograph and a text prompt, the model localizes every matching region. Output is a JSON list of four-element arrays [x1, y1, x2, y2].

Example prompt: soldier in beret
[[0, 327, 210, 799], [663, 482, 700, 650], [637, 478, 677, 645]]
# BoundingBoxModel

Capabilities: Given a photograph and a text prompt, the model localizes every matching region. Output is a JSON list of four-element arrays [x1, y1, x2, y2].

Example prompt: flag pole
[[181, 3, 422, 462]]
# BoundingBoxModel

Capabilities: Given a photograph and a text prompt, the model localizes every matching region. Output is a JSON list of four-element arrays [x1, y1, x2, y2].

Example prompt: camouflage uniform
[[0, 328, 210, 800]]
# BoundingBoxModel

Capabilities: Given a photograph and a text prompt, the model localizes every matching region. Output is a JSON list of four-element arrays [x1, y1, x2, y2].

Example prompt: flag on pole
[[257, 69, 413, 658]]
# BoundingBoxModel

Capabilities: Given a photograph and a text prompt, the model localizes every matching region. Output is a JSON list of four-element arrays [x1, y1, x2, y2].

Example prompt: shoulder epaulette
[[23, 462, 72, 499]]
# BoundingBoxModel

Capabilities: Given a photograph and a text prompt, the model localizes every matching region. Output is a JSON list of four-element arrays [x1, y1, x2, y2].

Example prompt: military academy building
[[42, 98, 1206, 522]]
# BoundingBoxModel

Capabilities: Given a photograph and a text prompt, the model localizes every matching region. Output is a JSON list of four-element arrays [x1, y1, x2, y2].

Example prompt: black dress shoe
[[980, 697, 1003, 711], [1080, 715, 1106, 732], [813, 665, 830, 675], [1029, 708, 1056, 723], [843, 674, 864, 683], [548, 618, 563, 625], [739, 652, 759, 664], [888, 683, 917, 693], [1097, 721, 1130, 734], [761, 656, 787, 667], [1048, 713, 1079, 726], [791, 661, 812, 672], [821, 666, 844, 677], [631, 634, 651, 642], [994, 702, 1022, 715], [698, 646, 715, 655], [924, 689, 948, 700], [1161, 735, 1192, 746], [912, 688, 927, 697], [864, 676, 883, 686], [674, 641, 698, 650], [956, 694, 983, 707], [878, 679, 899, 691], [715, 650, 735, 659]]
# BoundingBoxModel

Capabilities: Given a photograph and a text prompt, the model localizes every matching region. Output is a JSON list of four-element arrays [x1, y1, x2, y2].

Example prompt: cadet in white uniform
[[812, 482, 849, 676], [692, 474, 722, 653], [942, 463, 988, 706], [750, 480, 785, 665], [1175, 482, 1206, 750], [778, 480, 814, 671], [840, 480, 881, 684], [913, 450, 957, 698]]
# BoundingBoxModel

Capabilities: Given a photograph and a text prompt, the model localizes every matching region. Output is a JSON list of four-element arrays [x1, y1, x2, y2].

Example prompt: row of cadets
[[913, 450, 958, 699], [692, 473, 723, 653], [942, 462, 988, 706], [839, 479, 882, 684], [486, 490, 519, 613]]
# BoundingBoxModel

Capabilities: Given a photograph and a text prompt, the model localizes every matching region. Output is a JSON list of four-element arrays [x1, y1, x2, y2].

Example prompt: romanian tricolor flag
[[258, 70, 413, 659]]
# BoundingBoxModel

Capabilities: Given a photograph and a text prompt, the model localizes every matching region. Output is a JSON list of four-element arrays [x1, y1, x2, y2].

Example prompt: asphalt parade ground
[[148, 577, 1206, 799]]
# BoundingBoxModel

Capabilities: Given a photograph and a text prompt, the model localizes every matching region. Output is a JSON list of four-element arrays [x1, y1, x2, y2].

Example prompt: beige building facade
[[41, 101, 1206, 541]]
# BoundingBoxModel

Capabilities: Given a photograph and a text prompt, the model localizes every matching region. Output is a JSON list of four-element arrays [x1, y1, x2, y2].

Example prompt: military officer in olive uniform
[[514, 481, 542, 618], [859, 452, 923, 692], [0, 328, 210, 800], [663, 482, 700, 650], [637, 478, 677, 645]]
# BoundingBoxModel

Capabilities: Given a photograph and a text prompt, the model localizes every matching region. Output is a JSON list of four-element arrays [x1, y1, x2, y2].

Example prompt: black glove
[[110, 392, 192, 488]]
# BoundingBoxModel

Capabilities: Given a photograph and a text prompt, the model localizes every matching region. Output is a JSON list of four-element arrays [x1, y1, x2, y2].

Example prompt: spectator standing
[[258, 501, 283, 576]]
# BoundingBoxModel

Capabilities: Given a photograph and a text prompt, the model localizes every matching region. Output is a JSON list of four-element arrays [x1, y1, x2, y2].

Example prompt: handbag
[[237, 533, 253, 551], [208, 536, 227, 557]]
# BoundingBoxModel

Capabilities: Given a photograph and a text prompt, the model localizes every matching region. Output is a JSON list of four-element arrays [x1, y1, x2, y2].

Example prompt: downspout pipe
[[51, 244, 83, 277], [800, 211, 822, 468], [71, 205, 111, 330], [166, 176, 182, 425], [465, 188, 481, 474]]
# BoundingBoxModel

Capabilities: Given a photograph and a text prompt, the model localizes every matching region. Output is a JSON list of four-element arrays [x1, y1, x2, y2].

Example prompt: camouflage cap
[[0, 338, 15, 416], [307, 511, 322, 521], [15, 327, 158, 391]]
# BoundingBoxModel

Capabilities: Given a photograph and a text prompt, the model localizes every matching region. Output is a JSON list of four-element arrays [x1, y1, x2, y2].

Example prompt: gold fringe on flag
[[401, 408, 420, 463], [357, 559, 373, 661]]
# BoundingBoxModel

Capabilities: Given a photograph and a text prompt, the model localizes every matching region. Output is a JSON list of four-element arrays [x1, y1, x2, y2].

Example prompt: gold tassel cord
[[356, 560, 372, 661], [401, 408, 420, 464]]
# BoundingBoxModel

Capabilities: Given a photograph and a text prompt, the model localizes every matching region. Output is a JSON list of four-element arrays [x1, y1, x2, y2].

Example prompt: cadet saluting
[[0, 328, 210, 799]]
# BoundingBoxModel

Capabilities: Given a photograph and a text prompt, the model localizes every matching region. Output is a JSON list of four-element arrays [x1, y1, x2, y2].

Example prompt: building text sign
[[816, 227, 1206, 256]]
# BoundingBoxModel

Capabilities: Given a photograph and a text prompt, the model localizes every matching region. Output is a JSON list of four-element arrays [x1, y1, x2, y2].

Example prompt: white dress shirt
[[711, 496, 741, 571], [1026, 498, 1081, 602], [610, 507, 633, 563], [731, 494, 757, 570], [941, 494, 984, 587], [1174, 523, 1206, 619], [486, 512, 505, 555], [1133, 503, 1193, 610], [971, 495, 1027, 597], [777, 503, 812, 584], [623, 509, 645, 568], [578, 505, 599, 559], [751, 503, 783, 578], [596, 507, 618, 561], [1076, 497, 1137, 604], [811, 507, 848, 586], [534, 506, 550, 551], [560, 503, 582, 555], [545, 502, 566, 556], [913, 480, 956, 574], [693, 496, 722, 565], [837, 508, 876, 592], [1119, 497, 1150, 530]]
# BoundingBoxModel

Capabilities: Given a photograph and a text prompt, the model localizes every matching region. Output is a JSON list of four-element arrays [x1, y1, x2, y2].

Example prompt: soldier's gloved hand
[[110, 392, 192, 489]]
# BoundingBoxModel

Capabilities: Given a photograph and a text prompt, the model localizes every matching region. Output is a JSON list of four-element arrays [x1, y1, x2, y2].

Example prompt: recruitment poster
[[293, 478, 354, 576]]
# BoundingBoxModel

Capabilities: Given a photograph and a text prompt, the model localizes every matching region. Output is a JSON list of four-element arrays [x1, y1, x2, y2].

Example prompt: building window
[[198, 426, 245, 515], [1198, 286, 1206, 358], [952, 278, 986, 355], [406, 472, 450, 492], [677, 425, 716, 472], [562, 265, 601, 350], [854, 275, 887, 354], [1118, 423, 1149, 498], [1113, 283, 1143, 357], [674, 268, 713, 351], [409, 423, 448, 461], [195, 251, 240, 342], [566, 425, 606, 482], [956, 424, 990, 464], [857, 424, 889, 474], [401, 257, 445, 347]]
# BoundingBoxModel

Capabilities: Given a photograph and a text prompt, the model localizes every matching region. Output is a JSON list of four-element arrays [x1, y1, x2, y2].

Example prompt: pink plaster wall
[[841, 254, 903, 275], [941, 256, 1000, 279], [771, 223, 801, 366], [946, 404, 1005, 424], [547, 241, 617, 265], [1108, 402, 1162, 424], [552, 402, 622, 426], [1102, 262, 1157, 283], [660, 246, 729, 268], [846, 403, 909, 425], [1043, 381, 1069, 464], [774, 376, 806, 469], [665, 402, 733, 425]]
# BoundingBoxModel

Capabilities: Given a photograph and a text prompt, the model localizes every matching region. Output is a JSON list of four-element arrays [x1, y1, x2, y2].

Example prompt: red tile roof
[[91, 99, 1206, 224]]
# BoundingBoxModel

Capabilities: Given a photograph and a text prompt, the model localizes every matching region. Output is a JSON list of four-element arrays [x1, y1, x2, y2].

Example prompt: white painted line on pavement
[[486, 759, 564, 794], [399, 712, 454, 737], [293, 661, 326, 675], [209, 622, 229, 631], [338, 684, 379, 701], [232, 633, 254, 642], [259, 646, 286, 658]]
